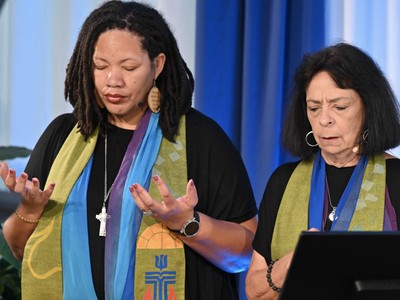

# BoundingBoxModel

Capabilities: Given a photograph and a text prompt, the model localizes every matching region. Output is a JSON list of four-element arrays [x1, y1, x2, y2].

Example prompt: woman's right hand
[[246, 228, 320, 299], [1, 161, 55, 260], [246, 250, 294, 300], [1, 161, 55, 221]]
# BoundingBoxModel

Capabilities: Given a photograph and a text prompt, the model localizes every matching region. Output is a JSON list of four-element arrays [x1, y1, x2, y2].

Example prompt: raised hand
[[1, 161, 55, 218], [129, 175, 198, 230]]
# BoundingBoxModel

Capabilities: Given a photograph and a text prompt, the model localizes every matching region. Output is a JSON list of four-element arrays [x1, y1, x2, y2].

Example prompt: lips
[[320, 136, 338, 144], [105, 93, 125, 103]]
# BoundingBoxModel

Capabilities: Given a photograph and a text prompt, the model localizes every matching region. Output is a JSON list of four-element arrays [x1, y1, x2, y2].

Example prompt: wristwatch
[[169, 211, 200, 237]]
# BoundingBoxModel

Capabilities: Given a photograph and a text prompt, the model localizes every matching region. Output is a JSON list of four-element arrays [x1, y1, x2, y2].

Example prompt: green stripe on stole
[[22, 126, 99, 300], [271, 154, 385, 260], [134, 116, 186, 299]]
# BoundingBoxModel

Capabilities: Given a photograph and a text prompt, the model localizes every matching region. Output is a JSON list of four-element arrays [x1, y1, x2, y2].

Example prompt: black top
[[25, 108, 257, 300], [253, 158, 400, 264]]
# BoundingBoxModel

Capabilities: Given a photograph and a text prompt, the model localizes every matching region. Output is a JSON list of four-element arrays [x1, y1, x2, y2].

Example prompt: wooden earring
[[147, 82, 161, 113]]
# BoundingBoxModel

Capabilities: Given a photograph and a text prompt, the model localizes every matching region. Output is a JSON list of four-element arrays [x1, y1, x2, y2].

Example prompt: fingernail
[[189, 179, 194, 186], [129, 186, 134, 192], [153, 175, 159, 181]]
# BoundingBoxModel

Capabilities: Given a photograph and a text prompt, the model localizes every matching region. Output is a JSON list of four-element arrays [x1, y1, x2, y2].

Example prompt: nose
[[319, 108, 333, 126], [106, 69, 124, 87]]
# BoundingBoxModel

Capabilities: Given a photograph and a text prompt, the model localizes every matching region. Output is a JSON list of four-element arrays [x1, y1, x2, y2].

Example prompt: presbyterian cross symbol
[[144, 255, 177, 299], [96, 206, 110, 237]]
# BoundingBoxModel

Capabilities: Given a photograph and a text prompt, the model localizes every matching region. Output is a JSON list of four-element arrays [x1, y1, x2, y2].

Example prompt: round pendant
[[329, 208, 337, 222]]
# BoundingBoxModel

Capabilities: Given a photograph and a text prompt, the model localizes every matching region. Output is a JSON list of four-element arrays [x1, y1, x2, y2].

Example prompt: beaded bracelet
[[266, 259, 282, 293], [15, 211, 39, 224]]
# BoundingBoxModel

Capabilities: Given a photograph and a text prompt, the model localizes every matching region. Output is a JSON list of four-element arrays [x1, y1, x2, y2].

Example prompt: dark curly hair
[[64, 0, 194, 141], [282, 42, 400, 159]]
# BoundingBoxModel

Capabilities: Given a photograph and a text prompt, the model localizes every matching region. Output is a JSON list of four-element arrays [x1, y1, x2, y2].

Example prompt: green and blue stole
[[271, 151, 386, 260], [21, 111, 187, 299]]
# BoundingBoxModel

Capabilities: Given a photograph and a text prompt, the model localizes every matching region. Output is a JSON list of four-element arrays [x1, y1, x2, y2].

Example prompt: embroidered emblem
[[143, 255, 177, 300]]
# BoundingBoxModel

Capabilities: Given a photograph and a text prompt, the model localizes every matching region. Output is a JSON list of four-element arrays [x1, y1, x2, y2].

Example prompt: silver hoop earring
[[362, 129, 369, 142], [352, 129, 369, 154], [305, 131, 318, 147]]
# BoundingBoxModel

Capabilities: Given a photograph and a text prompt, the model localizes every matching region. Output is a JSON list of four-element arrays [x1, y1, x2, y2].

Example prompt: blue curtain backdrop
[[196, 1, 325, 298], [196, 0, 326, 205]]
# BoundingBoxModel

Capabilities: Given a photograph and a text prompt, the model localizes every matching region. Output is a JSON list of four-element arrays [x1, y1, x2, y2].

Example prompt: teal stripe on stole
[[62, 157, 97, 299]]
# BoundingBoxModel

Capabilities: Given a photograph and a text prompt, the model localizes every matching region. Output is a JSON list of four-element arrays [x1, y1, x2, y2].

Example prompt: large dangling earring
[[305, 131, 318, 147], [147, 81, 161, 113]]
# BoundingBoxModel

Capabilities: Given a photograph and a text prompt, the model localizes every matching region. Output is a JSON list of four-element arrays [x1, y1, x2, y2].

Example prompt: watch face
[[184, 220, 200, 236]]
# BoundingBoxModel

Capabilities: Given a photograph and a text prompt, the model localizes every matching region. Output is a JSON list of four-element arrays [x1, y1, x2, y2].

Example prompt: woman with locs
[[0, 1, 258, 299]]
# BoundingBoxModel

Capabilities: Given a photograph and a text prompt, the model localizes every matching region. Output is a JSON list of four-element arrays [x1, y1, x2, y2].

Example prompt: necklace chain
[[95, 130, 113, 237], [103, 131, 113, 205], [326, 177, 337, 222]]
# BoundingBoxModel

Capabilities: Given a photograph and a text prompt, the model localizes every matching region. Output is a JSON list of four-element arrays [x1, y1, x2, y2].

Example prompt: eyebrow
[[92, 57, 140, 64], [306, 97, 352, 104]]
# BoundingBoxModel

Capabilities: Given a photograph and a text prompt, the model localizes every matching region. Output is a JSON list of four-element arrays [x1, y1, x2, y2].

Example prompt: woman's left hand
[[130, 175, 257, 273], [129, 175, 198, 230]]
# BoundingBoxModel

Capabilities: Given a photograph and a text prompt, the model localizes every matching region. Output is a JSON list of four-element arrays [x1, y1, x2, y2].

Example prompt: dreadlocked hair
[[64, 1, 194, 141]]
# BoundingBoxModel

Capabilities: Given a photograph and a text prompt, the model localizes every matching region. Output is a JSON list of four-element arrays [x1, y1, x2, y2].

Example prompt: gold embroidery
[[27, 218, 62, 279]]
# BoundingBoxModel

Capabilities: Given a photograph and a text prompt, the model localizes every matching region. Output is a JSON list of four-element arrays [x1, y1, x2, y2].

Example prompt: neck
[[107, 107, 147, 130], [321, 151, 360, 168]]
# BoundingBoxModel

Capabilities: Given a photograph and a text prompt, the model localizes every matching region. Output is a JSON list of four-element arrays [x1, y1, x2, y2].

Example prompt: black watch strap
[[169, 211, 200, 237]]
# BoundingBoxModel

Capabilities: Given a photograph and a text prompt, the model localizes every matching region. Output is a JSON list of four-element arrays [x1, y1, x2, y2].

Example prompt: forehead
[[307, 72, 338, 92], [306, 71, 365, 113], [306, 71, 357, 100], [94, 29, 144, 54]]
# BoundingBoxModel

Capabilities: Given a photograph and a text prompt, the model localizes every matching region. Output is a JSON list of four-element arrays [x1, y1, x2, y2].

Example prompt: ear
[[153, 53, 166, 79]]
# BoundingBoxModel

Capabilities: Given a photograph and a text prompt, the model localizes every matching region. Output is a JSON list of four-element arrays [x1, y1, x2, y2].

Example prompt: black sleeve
[[386, 158, 400, 229], [252, 161, 299, 263], [24, 113, 77, 189], [186, 108, 257, 223]]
